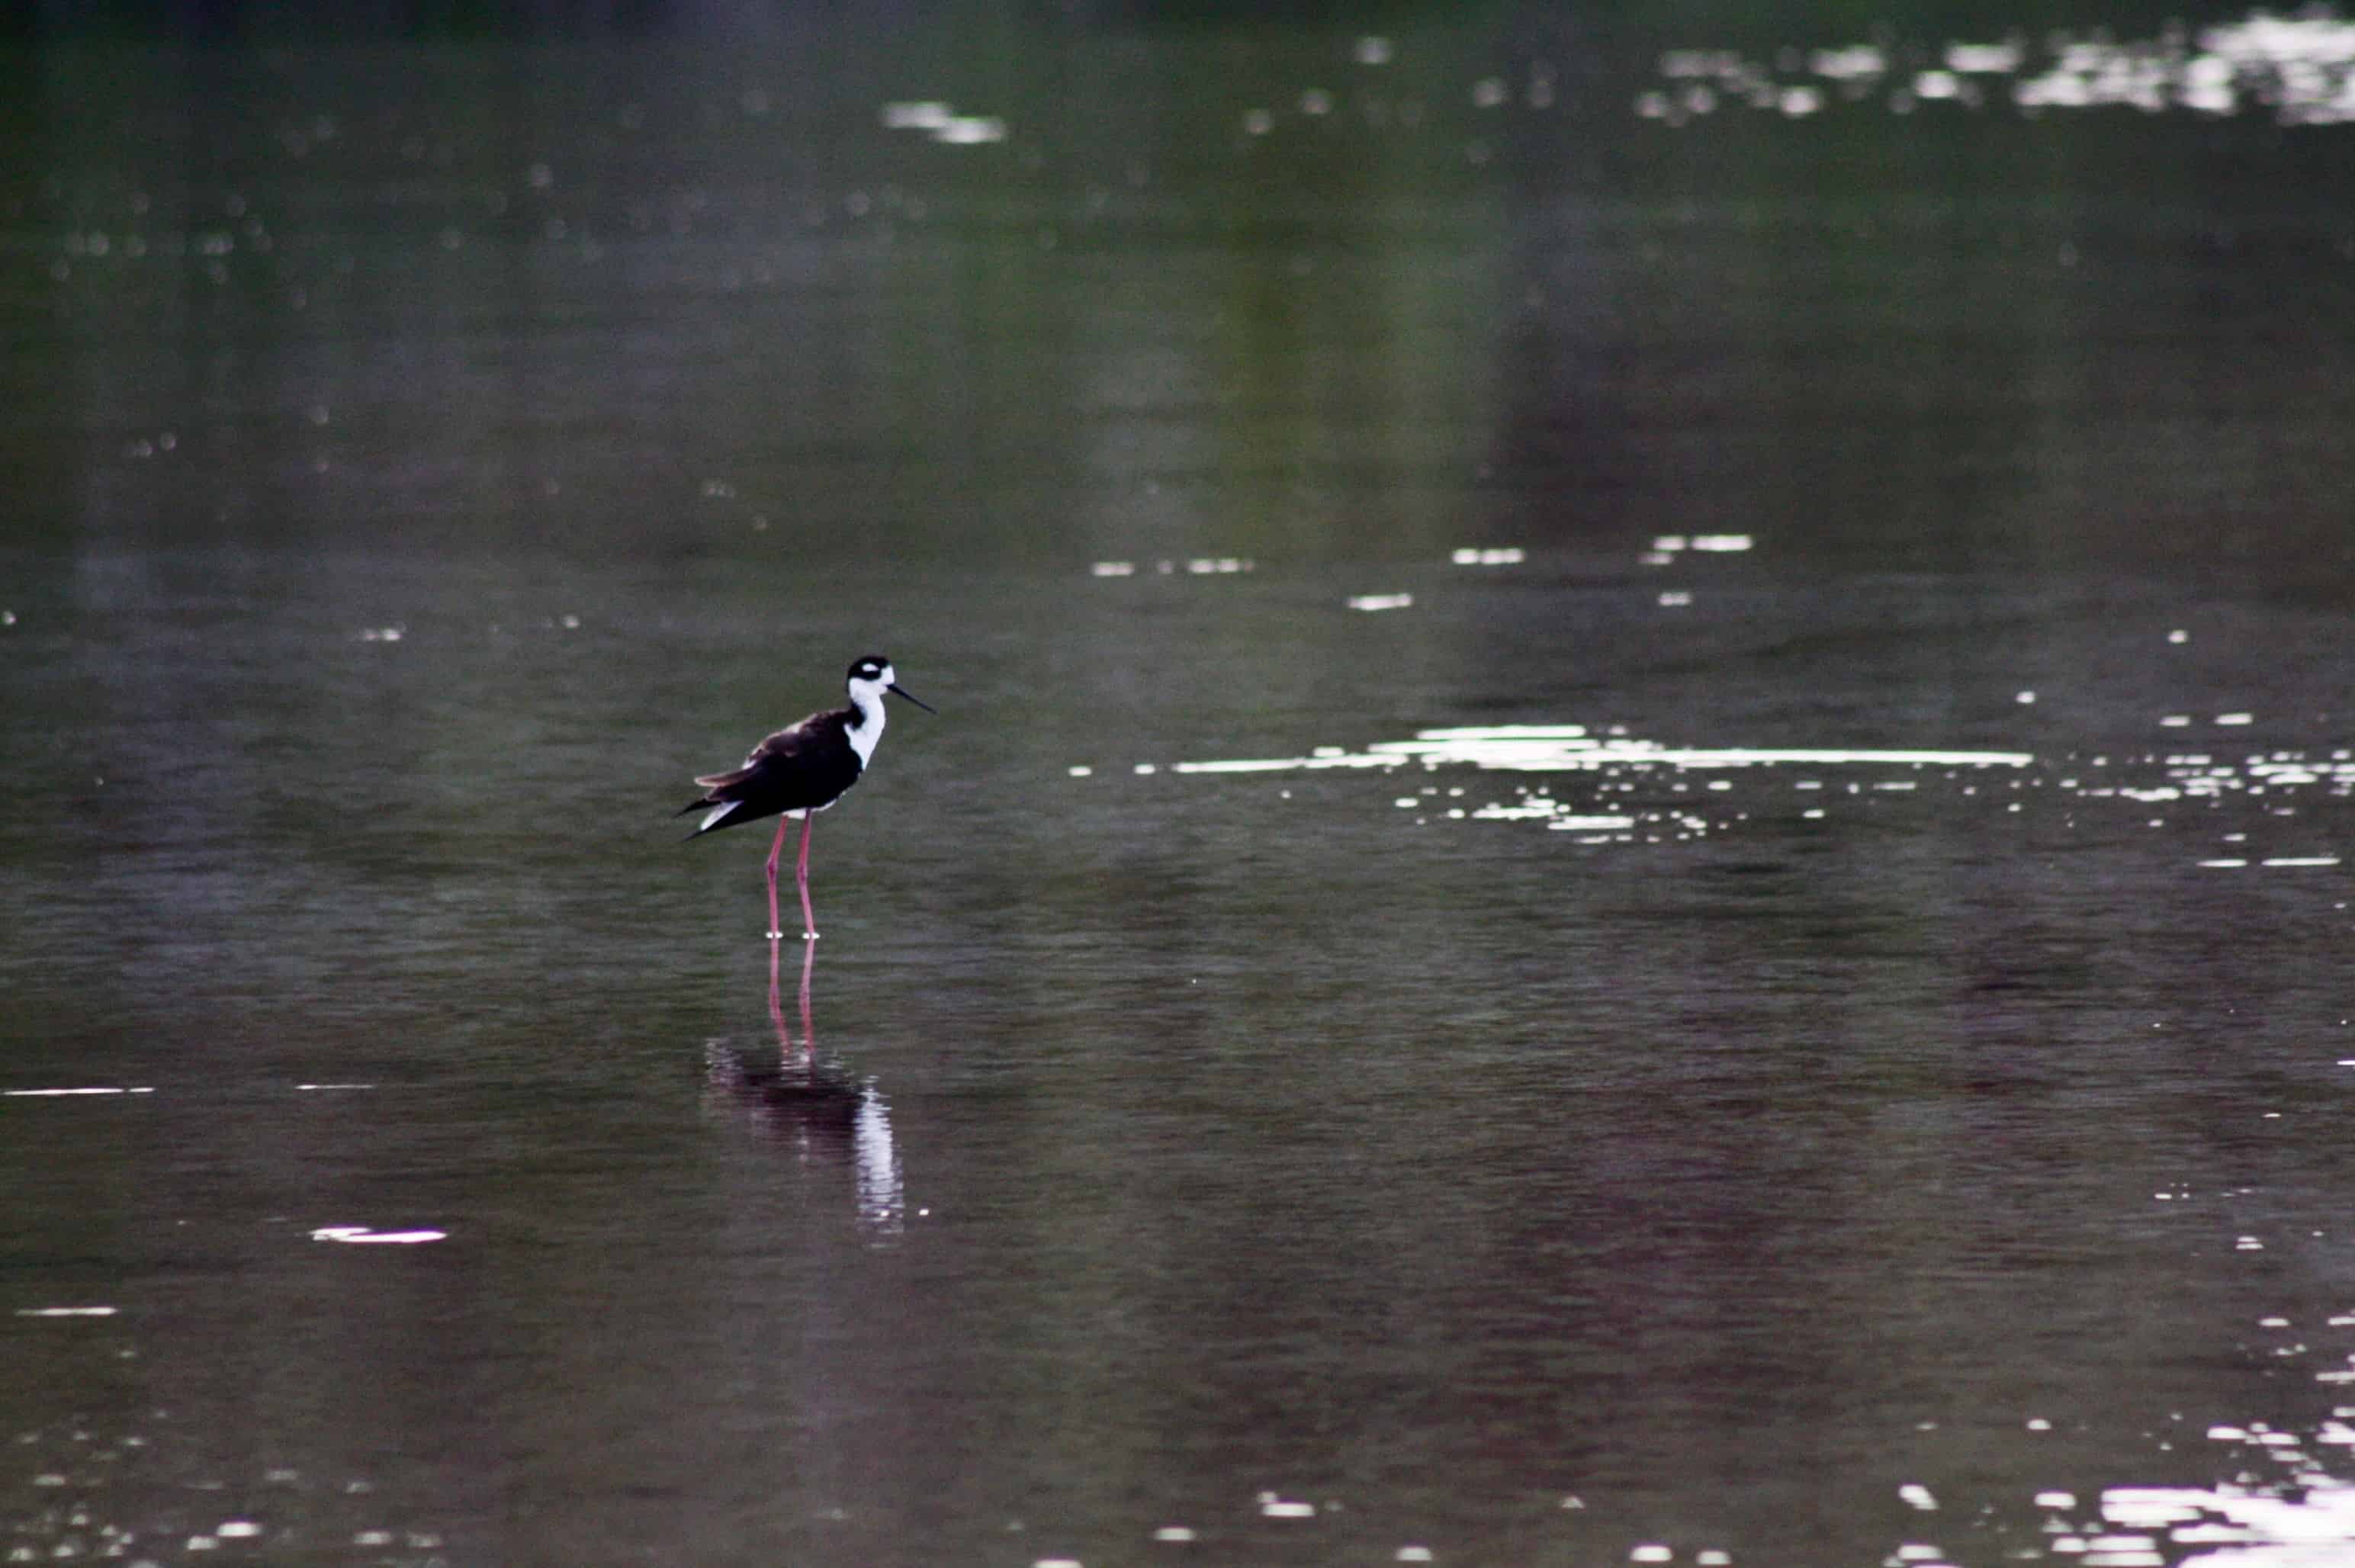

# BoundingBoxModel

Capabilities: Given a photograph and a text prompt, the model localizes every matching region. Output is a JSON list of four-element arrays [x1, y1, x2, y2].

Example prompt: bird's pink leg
[[763, 815, 791, 940], [796, 811, 818, 940]]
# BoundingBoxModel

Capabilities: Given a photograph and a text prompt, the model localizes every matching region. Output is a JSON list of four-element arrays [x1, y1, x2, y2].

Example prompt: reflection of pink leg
[[797, 936, 816, 1048], [796, 813, 818, 940], [763, 815, 790, 939], [766, 930, 818, 1064], [767, 933, 788, 1049]]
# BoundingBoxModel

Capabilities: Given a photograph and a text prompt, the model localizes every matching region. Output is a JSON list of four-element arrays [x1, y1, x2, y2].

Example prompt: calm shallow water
[[5, 12, 2355, 1566]]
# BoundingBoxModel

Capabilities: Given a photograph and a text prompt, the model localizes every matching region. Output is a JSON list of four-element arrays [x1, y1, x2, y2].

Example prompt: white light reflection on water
[[932, 116, 1008, 146], [308, 1226, 448, 1245], [1163, 726, 2032, 843], [1179, 725, 2035, 776], [854, 1086, 905, 1239], [1897, 1356, 2355, 1565], [1640, 10, 2355, 126], [2057, 1475, 2355, 1565], [880, 100, 1009, 145], [1647, 533, 1754, 554], [1158, 721, 2355, 863], [1881, 1493, 2289, 1567]]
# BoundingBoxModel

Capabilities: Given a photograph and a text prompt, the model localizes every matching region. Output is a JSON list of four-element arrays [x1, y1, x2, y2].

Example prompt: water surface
[[5, 12, 2355, 1566]]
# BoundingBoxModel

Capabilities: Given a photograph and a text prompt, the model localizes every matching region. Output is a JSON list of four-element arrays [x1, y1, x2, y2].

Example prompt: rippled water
[[5, 11, 2355, 1566]]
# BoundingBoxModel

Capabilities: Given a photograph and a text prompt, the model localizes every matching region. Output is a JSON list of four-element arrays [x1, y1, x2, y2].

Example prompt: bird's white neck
[[846, 689, 886, 766]]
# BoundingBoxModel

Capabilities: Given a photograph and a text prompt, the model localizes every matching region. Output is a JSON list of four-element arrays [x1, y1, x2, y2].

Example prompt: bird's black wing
[[680, 710, 860, 832]]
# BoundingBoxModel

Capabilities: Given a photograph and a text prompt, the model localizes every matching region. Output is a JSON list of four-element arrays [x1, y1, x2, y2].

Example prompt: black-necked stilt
[[680, 654, 933, 940]]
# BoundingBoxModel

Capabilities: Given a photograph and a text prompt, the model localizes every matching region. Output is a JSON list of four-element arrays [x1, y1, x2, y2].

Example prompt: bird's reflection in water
[[702, 937, 904, 1238]]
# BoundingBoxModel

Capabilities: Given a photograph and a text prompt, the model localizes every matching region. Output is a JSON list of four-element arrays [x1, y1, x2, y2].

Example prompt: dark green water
[[5, 13, 2355, 1566]]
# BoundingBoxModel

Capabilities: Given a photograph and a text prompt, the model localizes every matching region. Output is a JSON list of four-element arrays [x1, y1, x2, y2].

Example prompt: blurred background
[[4, 5, 2354, 1566]]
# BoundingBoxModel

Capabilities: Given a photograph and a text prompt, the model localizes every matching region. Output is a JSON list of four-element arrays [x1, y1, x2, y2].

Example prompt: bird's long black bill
[[887, 683, 937, 714]]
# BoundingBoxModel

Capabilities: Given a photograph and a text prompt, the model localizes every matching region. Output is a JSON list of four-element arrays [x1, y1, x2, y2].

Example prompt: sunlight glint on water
[[1159, 723, 2355, 863], [1640, 8, 2355, 125]]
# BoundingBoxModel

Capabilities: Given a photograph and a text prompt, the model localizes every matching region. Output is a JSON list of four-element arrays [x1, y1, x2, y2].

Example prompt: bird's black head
[[845, 653, 935, 715]]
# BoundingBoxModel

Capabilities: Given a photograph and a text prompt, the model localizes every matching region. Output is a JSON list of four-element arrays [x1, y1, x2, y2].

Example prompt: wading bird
[[681, 654, 933, 939]]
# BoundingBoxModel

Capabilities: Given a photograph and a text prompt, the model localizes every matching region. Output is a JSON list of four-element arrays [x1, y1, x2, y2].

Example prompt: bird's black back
[[683, 707, 866, 830]]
